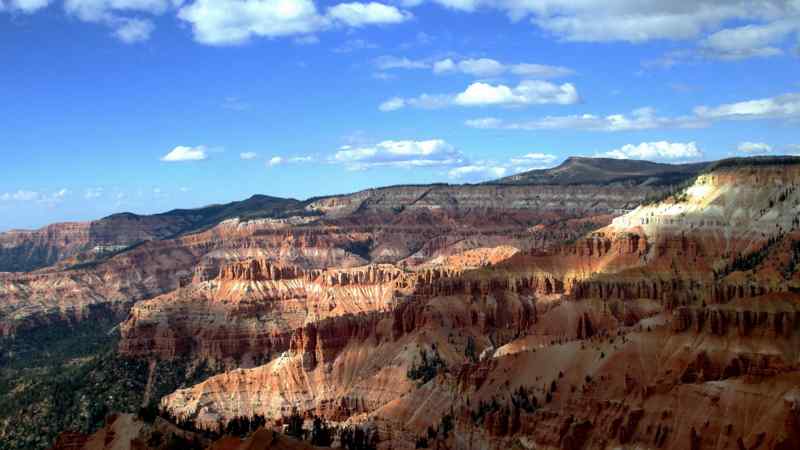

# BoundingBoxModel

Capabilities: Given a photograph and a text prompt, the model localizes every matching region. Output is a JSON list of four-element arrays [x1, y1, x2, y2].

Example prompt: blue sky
[[1, 0, 799, 230]]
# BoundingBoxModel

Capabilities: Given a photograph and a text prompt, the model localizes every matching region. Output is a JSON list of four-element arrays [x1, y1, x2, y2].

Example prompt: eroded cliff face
[[0, 212, 203, 273], [0, 181, 644, 336], [0, 222, 92, 273], [118, 261, 412, 362], [144, 162, 800, 450], [10, 159, 800, 450], [159, 277, 540, 427]]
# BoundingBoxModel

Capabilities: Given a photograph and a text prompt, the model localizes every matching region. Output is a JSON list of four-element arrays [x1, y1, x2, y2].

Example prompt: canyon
[[3, 156, 800, 450]]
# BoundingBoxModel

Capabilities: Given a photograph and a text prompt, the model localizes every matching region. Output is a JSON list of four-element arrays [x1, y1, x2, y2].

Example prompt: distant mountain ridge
[[1, 155, 796, 273], [491, 156, 710, 186]]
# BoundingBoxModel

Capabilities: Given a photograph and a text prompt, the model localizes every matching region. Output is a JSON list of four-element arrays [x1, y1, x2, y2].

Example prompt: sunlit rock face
[[151, 160, 800, 450]]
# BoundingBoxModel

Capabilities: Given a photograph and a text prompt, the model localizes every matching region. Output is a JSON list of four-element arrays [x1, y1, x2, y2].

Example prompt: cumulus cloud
[[177, 0, 324, 45], [6, 0, 800, 50], [694, 93, 800, 121], [161, 145, 208, 162], [416, 0, 800, 45], [378, 97, 406, 111], [454, 80, 579, 106], [699, 20, 799, 60], [332, 139, 464, 170], [177, 0, 409, 45], [267, 156, 285, 166], [737, 141, 773, 154], [447, 164, 507, 181], [509, 152, 557, 166], [63, 0, 170, 43], [447, 152, 558, 182], [598, 141, 703, 160], [381, 80, 579, 111], [240, 152, 258, 159], [326, 1, 409, 26]]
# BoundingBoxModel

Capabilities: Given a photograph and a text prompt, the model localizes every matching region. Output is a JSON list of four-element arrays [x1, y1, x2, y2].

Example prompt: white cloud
[[63, 0, 171, 43], [700, 20, 799, 60], [333, 139, 464, 169], [468, 92, 800, 133], [177, 0, 324, 45], [379, 93, 451, 111], [432, 58, 455, 73], [383, 56, 574, 79], [509, 152, 557, 165], [433, 57, 504, 77], [161, 145, 208, 162], [376, 56, 574, 79], [448, 152, 558, 182], [114, 18, 154, 42], [266, 155, 313, 166], [64, 0, 172, 22], [466, 107, 705, 131], [177, 0, 408, 45], [382, 80, 579, 111], [737, 141, 772, 154], [454, 81, 579, 106], [695, 93, 800, 121], [1, 0, 50, 13], [378, 97, 406, 111], [419, 0, 800, 44], [326, 2, 409, 27], [240, 152, 258, 159], [598, 141, 703, 160], [0, 188, 71, 205], [6, 0, 800, 50], [448, 164, 507, 181], [453, 82, 516, 106]]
